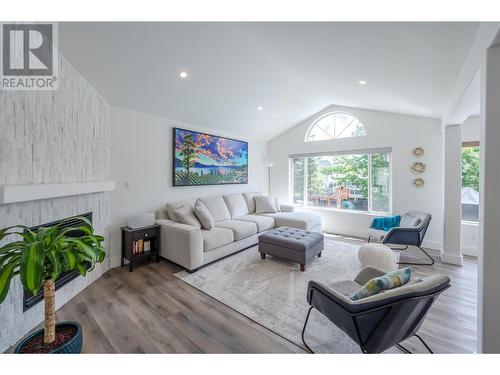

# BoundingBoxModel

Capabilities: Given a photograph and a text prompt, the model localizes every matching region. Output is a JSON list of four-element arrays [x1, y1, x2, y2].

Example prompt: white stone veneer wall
[[0, 54, 110, 352]]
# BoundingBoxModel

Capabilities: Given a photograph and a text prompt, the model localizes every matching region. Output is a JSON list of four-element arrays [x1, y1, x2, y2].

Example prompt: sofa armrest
[[156, 219, 203, 270], [280, 204, 296, 212]]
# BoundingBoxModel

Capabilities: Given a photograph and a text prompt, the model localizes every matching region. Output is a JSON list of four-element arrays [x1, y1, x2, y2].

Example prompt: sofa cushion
[[171, 205, 201, 228], [243, 191, 261, 213], [255, 195, 277, 214], [193, 200, 215, 230], [198, 196, 231, 222], [261, 212, 321, 230], [201, 227, 234, 252], [235, 214, 275, 232], [166, 200, 191, 222], [223, 193, 250, 218], [215, 220, 257, 241]]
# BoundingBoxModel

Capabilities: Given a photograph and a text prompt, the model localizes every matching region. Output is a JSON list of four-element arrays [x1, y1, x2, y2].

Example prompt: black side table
[[121, 224, 161, 272]]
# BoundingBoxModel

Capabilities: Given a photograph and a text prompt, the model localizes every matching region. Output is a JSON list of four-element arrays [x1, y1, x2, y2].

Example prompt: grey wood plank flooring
[[8, 246, 477, 354]]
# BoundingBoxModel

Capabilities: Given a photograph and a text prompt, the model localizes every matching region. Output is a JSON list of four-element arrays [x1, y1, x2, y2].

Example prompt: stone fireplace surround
[[0, 52, 111, 352]]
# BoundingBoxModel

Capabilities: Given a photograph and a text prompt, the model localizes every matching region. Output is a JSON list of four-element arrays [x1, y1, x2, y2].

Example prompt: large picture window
[[290, 150, 391, 213]]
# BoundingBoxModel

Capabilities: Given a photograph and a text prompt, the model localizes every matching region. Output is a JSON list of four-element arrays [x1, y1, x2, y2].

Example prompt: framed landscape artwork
[[173, 128, 249, 186]]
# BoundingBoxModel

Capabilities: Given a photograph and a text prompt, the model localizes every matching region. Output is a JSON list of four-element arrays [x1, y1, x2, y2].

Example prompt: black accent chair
[[368, 211, 434, 265], [301, 267, 450, 354]]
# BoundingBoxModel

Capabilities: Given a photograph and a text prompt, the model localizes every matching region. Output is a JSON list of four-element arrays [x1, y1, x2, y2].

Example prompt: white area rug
[[175, 235, 369, 353]]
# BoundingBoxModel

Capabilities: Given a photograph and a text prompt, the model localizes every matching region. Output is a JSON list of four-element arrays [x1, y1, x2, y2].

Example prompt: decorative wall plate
[[413, 147, 424, 156], [411, 162, 426, 174], [413, 178, 425, 188]]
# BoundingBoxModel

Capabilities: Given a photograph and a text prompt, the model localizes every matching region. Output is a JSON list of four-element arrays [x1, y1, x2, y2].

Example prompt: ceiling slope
[[60, 22, 479, 140]]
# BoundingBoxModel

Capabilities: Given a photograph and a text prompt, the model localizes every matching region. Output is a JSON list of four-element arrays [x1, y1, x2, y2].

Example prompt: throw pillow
[[274, 197, 281, 212], [193, 200, 215, 230], [166, 200, 190, 222], [255, 195, 277, 214], [351, 267, 412, 301], [171, 205, 201, 229]]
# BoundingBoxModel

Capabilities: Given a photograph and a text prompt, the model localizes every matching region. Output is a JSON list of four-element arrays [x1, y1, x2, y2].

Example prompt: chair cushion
[[198, 196, 231, 222], [193, 200, 215, 230], [201, 227, 234, 252], [351, 267, 412, 301], [235, 214, 275, 232], [166, 200, 191, 222], [215, 220, 257, 241], [368, 227, 387, 242], [171, 205, 201, 229], [255, 195, 277, 214], [223, 193, 250, 218], [243, 191, 261, 213], [327, 280, 362, 299], [260, 212, 321, 230], [400, 211, 430, 228]]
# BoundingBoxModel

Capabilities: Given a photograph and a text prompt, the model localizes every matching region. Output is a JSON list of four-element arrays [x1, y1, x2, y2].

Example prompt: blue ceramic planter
[[15, 321, 82, 354]]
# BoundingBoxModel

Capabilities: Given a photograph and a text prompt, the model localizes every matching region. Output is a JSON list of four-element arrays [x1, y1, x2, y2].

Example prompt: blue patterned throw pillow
[[351, 267, 412, 301]]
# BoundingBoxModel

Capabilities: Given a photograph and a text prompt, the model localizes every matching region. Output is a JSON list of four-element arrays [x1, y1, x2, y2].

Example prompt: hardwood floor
[[55, 260, 305, 353], [10, 246, 478, 354], [391, 248, 477, 353]]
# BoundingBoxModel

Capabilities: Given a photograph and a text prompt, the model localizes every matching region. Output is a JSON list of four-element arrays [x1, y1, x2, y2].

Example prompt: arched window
[[305, 112, 366, 142]]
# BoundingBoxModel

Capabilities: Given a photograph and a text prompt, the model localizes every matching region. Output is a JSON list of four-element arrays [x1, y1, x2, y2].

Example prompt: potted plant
[[0, 216, 106, 353]]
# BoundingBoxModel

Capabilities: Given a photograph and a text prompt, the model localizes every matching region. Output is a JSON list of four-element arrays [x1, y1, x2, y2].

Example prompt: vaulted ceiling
[[59, 22, 479, 140]]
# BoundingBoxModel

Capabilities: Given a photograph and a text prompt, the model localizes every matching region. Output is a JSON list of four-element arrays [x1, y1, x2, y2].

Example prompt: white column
[[478, 44, 500, 353], [442, 124, 463, 266]]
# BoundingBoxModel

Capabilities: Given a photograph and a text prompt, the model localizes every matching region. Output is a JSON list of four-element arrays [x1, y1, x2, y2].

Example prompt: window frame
[[304, 111, 366, 142], [289, 150, 392, 215]]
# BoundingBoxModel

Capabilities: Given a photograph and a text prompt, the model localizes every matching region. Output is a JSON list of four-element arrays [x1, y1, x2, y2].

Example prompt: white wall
[[462, 115, 480, 142], [442, 124, 463, 265], [109, 107, 269, 267], [0, 56, 111, 352], [268, 104, 444, 250]]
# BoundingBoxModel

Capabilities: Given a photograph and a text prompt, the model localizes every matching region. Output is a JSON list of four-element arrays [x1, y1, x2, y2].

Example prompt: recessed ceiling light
[[358, 80, 368, 86], [257, 106, 263, 111], [179, 71, 188, 79]]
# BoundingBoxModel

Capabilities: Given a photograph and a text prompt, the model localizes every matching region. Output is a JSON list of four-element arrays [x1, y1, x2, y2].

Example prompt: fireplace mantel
[[0, 181, 115, 204]]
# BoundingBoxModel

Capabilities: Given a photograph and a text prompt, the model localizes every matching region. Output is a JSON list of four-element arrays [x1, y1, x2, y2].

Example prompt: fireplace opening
[[22, 212, 93, 312]]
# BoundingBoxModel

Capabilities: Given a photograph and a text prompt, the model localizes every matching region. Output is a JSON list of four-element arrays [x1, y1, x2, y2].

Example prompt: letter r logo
[[2, 24, 53, 76]]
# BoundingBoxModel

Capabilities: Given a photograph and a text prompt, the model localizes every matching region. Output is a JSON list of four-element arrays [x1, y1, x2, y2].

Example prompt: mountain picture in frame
[[173, 128, 249, 186]]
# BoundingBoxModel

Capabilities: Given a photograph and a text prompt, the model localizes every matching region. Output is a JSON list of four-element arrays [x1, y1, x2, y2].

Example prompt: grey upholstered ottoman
[[258, 227, 324, 271]]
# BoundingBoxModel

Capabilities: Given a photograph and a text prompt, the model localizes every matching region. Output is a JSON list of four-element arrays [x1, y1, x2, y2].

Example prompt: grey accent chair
[[301, 267, 450, 354], [368, 211, 434, 265]]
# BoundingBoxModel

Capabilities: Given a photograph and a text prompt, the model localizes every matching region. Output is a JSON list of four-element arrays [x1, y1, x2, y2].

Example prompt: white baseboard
[[440, 251, 464, 266], [461, 245, 478, 257], [422, 239, 443, 251]]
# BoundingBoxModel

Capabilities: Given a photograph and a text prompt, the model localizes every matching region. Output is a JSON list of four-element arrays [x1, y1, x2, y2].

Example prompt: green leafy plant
[[0, 216, 105, 346]]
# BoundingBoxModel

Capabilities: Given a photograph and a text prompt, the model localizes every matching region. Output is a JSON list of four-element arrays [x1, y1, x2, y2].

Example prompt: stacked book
[[132, 239, 151, 255]]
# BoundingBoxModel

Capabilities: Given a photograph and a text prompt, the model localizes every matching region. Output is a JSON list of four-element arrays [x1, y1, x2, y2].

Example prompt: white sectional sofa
[[155, 192, 321, 271]]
